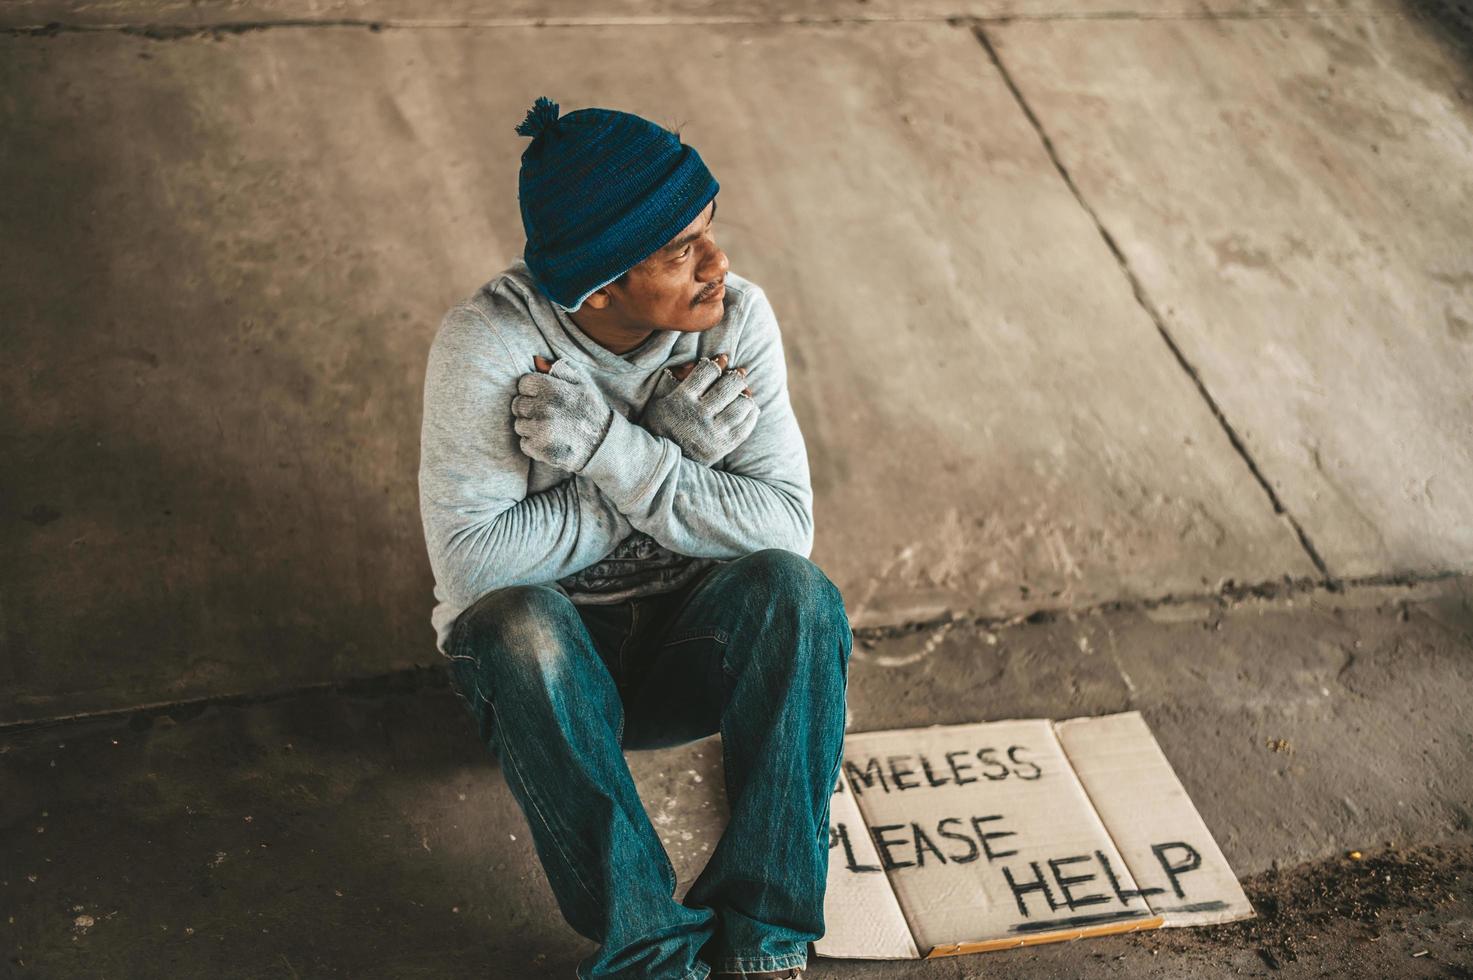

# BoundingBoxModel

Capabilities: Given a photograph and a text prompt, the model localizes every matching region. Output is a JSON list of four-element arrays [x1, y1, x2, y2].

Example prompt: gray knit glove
[[640, 356, 760, 465], [512, 358, 615, 473]]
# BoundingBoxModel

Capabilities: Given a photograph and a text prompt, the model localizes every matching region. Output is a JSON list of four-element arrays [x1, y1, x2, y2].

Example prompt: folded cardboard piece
[[815, 711, 1253, 959]]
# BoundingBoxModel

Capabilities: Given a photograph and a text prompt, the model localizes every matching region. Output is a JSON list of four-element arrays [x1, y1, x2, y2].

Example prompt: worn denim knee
[[723, 549, 852, 667], [446, 582, 716, 979], [445, 584, 591, 747], [733, 548, 841, 595], [661, 548, 852, 976]]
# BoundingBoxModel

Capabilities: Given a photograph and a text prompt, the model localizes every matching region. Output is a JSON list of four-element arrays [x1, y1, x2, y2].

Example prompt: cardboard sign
[[816, 711, 1252, 959]]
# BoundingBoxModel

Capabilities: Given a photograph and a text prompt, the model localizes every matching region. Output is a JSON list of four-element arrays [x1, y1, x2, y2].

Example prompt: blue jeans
[[445, 548, 853, 980]]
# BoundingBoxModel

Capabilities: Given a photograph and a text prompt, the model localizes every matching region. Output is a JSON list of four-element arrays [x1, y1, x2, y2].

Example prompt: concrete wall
[[4, 0, 1470, 724]]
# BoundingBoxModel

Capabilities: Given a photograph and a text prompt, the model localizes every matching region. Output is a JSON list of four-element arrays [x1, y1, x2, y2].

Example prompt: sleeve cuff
[[578, 408, 675, 513]]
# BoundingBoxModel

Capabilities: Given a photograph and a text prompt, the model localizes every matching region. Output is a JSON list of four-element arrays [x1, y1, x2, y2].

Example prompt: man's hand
[[637, 352, 760, 465], [512, 357, 615, 472], [664, 352, 752, 397], [534, 352, 750, 395]]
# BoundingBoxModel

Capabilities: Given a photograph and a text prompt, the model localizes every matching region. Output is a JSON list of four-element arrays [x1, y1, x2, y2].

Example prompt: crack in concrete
[[0, 8, 1385, 39], [5, 18, 386, 38], [0, 568, 1459, 736], [967, 19, 1336, 583], [853, 567, 1463, 641], [0, 665, 454, 736], [0, 3, 1447, 737]]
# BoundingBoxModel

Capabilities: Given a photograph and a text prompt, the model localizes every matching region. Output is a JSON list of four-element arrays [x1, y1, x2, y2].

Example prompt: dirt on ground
[[1140, 843, 1473, 976]]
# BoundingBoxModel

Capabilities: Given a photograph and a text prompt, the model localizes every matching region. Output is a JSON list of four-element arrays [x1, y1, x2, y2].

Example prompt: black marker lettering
[[918, 754, 952, 788], [1152, 842, 1202, 899], [845, 758, 890, 796], [935, 817, 980, 864], [1003, 861, 1061, 918], [912, 822, 947, 868], [832, 822, 882, 874], [1008, 745, 1042, 780], [887, 755, 921, 791], [871, 824, 915, 870], [970, 814, 1019, 861], [1096, 849, 1165, 904], [1048, 855, 1110, 910], [976, 747, 1010, 780], [945, 749, 978, 785]]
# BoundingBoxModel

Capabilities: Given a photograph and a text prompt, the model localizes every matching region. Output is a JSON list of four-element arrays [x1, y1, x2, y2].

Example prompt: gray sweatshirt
[[418, 258, 814, 654]]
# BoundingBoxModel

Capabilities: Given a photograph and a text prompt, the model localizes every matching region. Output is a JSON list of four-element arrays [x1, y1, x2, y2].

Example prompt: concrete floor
[[5, 581, 1471, 976], [2, 0, 1472, 976]]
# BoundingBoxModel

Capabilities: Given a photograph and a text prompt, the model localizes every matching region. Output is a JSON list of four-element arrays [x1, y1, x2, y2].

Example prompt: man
[[417, 95, 853, 980]]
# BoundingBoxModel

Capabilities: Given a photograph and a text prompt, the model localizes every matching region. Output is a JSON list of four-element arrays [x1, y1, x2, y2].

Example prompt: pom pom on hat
[[515, 96, 562, 139]]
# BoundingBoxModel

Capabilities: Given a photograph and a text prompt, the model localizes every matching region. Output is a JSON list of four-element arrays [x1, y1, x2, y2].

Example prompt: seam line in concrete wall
[[0, 10, 1389, 39], [2, 568, 1460, 734], [965, 19, 1335, 583]]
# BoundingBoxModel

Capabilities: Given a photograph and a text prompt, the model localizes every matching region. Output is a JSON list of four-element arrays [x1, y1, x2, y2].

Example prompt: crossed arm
[[418, 286, 813, 610]]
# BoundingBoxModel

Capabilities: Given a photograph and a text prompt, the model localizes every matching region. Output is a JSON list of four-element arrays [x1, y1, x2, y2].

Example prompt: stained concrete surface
[[3, 578, 1470, 977], [4, 0, 1473, 976], [0, 0, 1395, 32], [2, 18, 1321, 723], [988, 11, 1473, 579]]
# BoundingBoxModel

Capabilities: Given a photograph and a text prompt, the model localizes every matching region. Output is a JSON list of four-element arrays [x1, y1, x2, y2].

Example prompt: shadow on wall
[[0, 33, 446, 724], [1403, 0, 1473, 72]]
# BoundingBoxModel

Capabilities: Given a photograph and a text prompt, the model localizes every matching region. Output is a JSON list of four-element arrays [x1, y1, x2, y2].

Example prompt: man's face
[[597, 198, 729, 333]]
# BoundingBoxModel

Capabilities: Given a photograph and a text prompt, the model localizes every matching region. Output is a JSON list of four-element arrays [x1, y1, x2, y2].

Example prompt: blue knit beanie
[[515, 96, 720, 312]]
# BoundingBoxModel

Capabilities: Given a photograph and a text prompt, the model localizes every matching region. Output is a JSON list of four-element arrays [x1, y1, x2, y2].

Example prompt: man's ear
[[583, 286, 612, 310]]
